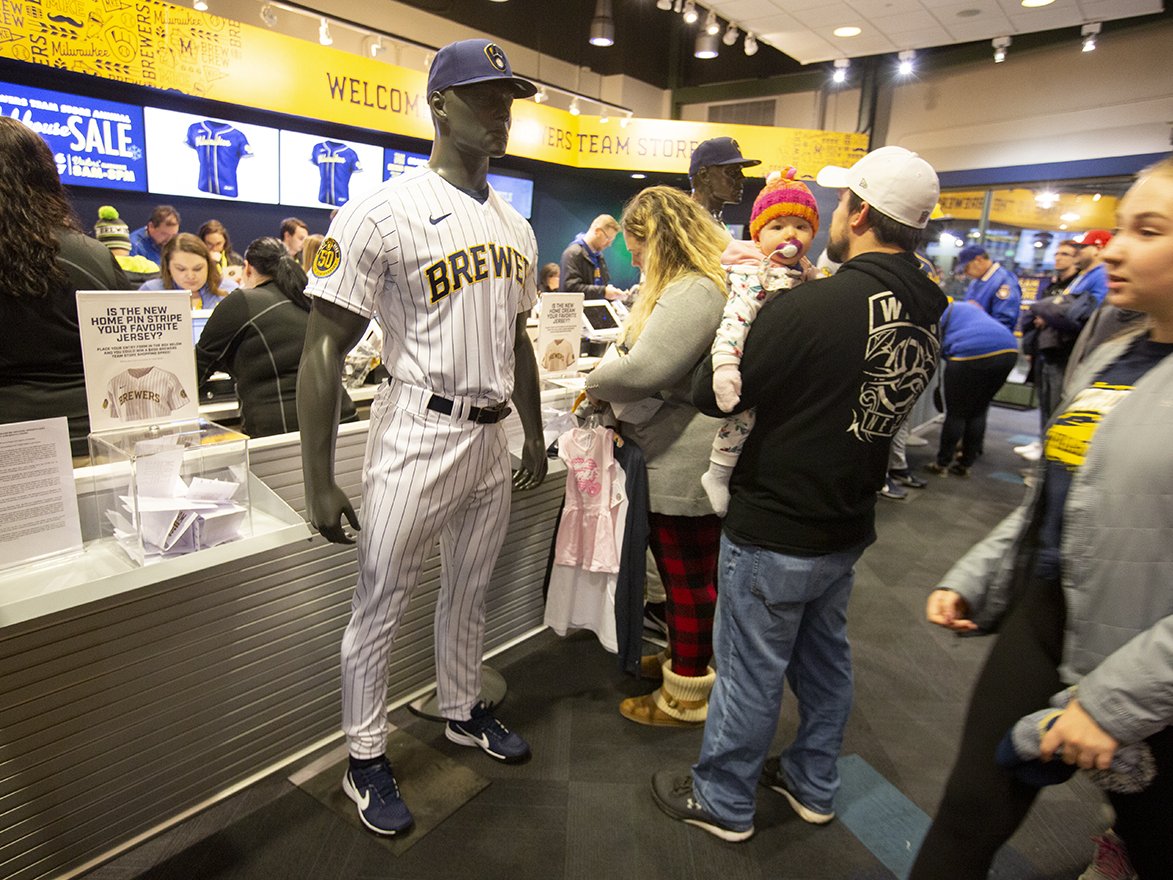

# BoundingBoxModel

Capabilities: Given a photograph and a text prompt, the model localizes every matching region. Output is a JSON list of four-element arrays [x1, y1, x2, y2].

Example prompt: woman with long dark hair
[[0, 116, 129, 456], [196, 237, 354, 437]]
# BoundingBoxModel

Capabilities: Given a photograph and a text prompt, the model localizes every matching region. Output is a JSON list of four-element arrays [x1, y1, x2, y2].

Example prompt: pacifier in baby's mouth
[[773, 238, 802, 260]]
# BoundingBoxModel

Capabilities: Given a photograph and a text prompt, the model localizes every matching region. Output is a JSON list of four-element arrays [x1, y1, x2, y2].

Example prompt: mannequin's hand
[[713, 364, 742, 412], [307, 482, 360, 545], [513, 434, 548, 490]]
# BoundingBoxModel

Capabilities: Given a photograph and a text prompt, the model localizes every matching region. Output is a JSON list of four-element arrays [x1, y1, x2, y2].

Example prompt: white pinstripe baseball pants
[[342, 382, 513, 758]]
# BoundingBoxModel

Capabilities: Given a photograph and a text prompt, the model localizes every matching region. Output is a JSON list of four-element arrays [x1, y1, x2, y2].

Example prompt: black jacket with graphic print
[[693, 250, 946, 555]]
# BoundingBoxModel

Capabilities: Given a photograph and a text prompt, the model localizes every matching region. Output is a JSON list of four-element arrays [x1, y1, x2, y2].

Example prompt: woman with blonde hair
[[300, 233, 324, 275], [140, 232, 237, 309], [586, 185, 728, 726]]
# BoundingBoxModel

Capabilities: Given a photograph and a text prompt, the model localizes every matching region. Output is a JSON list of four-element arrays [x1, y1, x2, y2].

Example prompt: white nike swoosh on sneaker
[[474, 732, 490, 749], [356, 788, 370, 810]]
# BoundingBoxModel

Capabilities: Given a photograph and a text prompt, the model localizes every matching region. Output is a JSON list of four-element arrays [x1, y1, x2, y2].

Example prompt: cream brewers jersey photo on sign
[[77, 290, 199, 433]]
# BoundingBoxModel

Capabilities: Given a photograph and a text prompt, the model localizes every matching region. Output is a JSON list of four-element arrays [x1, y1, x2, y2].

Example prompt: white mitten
[[713, 364, 742, 412]]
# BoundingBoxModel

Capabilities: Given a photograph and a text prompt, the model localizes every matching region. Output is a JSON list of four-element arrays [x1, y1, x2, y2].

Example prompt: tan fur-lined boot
[[619, 661, 715, 727], [639, 648, 669, 681]]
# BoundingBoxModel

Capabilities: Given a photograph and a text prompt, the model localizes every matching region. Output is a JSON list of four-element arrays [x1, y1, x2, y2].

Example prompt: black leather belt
[[426, 394, 512, 424]]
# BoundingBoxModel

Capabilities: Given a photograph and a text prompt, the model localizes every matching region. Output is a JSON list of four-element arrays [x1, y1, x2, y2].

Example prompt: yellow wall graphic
[[0, 0, 868, 176]]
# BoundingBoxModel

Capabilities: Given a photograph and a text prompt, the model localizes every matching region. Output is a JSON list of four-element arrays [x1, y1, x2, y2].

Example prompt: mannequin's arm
[[296, 298, 370, 543], [511, 312, 548, 490]]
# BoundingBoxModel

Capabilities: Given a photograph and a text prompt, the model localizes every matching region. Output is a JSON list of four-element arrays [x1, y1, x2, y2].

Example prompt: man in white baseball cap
[[815, 144, 940, 231], [651, 145, 947, 842]]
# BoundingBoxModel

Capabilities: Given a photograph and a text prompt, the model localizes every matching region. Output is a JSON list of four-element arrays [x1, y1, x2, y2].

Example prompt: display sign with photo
[[0, 80, 146, 191], [279, 129, 384, 209], [76, 291, 200, 433], [143, 107, 279, 203], [383, 148, 429, 180], [536, 293, 583, 377]]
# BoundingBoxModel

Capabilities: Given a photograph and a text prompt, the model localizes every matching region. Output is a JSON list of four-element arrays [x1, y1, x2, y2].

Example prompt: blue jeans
[[692, 534, 864, 829]]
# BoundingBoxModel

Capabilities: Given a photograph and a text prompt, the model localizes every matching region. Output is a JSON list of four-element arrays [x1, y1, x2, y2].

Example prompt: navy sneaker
[[889, 469, 928, 489], [342, 758, 414, 836], [759, 757, 834, 825], [445, 701, 531, 763], [650, 770, 754, 842]]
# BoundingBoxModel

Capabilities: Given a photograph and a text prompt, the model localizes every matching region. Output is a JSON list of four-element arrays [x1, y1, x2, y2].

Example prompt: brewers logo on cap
[[484, 43, 507, 72], [313, 238, 342, 278]]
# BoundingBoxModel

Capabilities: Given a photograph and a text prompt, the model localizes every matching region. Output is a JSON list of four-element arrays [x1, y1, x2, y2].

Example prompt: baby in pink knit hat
[[702, 168, 822, 516]]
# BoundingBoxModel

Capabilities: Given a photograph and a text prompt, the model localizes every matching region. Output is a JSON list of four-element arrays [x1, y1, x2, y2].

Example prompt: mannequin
[[687, 136, 760, 224], [295, 38, 547, 837]]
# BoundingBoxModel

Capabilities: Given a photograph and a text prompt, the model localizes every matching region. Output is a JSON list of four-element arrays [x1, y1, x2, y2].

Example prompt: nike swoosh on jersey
[[429, 212, 452, 225]]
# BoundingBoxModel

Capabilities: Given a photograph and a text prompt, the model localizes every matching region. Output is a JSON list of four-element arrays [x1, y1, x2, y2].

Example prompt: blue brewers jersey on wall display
[[186, 120, 252, 197], [312, 140, 362, 206]]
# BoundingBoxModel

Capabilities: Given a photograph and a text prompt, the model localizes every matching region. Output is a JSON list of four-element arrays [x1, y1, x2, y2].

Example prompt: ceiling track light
[[992, 35, 1010, 63], [620, 111, 633, 128], [722, 23, 739, 47], [682, 1, 698, 25], [673, 0, 682, 12], [569, 97, 581, 116], [694, 28, 719, 59], [259, 3, 277, 27], [704, 10, 720, 36], [533, 86, 548, 104], [369, 36, 385, 57], [1081, 21, 1100, 52], [589, 0, 615, 47], [318, 16, 333, 46], [743, 32, 758, 56], [192, 0, 208, 10], [897, 49, 915, 75], [657, 0, 673, 9], [832, 57, 850, 84], [599, 108, 610, 123]]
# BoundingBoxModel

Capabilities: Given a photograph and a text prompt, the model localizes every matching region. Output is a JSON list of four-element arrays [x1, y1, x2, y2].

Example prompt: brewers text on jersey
[[423, 243, 530, 304]]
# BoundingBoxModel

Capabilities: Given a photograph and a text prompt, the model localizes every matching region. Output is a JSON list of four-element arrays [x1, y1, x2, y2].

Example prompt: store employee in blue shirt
[[560, 214, 627, 302], [957, 244, 1022, 332]]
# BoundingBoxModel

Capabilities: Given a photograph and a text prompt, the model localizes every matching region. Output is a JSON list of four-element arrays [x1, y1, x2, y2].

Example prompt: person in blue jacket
[[924, 300, 1019, 477], [957, 245, 1022, 332]]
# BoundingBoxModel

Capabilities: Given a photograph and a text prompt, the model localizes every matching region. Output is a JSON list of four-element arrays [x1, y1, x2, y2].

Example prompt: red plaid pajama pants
[[648, 512, 721, 677]]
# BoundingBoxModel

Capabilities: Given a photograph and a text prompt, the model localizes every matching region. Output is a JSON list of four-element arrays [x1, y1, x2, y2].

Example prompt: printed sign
[[536, 293, 583, 377], [76, 291, 200, 433], [0, 80, 146, 191]]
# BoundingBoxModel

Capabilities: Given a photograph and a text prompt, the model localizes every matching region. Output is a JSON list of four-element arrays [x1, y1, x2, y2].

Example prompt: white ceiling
[[701, 0, 1164, 65]]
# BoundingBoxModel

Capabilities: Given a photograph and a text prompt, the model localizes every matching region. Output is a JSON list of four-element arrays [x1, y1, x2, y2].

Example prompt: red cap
[[1078, 229, 1112, 248]]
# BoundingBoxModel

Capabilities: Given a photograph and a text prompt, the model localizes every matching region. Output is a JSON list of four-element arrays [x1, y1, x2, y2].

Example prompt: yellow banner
[[938, 189, 1117, 231], [0, 0, 868, 175]]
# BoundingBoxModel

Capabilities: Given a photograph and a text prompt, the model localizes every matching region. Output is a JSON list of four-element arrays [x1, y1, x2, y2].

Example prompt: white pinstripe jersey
[[308, 165, 538, 403], [103, 367, 188, 420]]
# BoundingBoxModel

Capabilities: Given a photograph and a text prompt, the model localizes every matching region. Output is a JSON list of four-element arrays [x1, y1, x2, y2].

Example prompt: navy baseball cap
[[689, 137, 761, 178], [957, 244, 988, 266], [427, 39, 537, 99]]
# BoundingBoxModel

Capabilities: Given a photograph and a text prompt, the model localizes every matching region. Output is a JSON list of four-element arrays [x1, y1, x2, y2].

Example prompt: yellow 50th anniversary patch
[[312, 238, 342, 278]]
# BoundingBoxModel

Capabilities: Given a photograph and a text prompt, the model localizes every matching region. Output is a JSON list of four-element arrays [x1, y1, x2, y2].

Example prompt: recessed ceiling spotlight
[[956, 9, 981, 18], [833, 26, 862, 38], [631, 173, 647, 179], [1021, 0, 1055, 7]]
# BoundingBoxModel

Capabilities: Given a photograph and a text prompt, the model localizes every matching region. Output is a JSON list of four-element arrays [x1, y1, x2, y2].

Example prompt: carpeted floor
[[83, 406, 1109, 880]]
